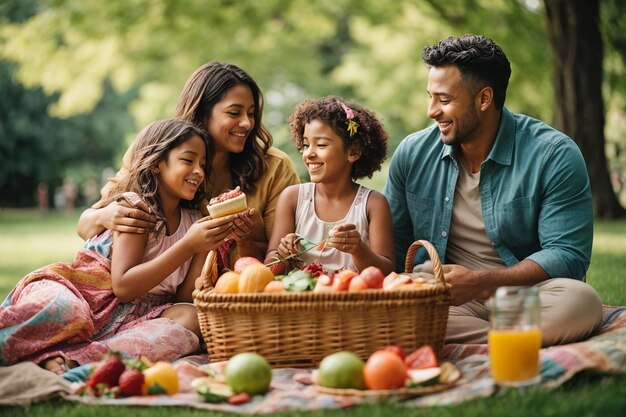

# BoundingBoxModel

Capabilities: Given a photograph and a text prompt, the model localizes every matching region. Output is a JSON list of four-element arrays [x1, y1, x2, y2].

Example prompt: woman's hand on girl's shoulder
[[102, 198, 156, 234]]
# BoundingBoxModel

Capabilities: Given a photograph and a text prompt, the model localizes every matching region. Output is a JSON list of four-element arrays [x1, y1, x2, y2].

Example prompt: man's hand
[[441, 264, 492, 305], [442, 260, 550, 306]]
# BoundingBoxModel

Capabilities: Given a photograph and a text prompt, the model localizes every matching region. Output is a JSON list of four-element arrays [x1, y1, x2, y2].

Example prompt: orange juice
[[488, 328, 541, 386]]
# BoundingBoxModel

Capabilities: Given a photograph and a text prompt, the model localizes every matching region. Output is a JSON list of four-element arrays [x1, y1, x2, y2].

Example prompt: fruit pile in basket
[[212, 256, 438, 294], [314, 344, 460, 391]]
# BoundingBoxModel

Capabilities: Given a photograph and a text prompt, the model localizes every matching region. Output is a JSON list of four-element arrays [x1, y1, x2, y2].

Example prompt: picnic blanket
[[0, 246, 198, 367], [2, 305, 625, 412]]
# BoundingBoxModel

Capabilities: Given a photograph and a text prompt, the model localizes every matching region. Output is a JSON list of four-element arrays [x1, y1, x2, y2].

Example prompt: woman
[[77, 62, 300, 263]]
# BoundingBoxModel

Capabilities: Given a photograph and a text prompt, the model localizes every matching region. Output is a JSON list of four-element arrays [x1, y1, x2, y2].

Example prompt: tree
[[544, 0, 625, 218], [601, 0, 626, 208], [543, 0, 626, 218]]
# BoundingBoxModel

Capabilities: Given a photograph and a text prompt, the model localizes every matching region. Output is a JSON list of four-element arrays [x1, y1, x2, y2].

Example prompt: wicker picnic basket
[[193, 240, 451, 368]]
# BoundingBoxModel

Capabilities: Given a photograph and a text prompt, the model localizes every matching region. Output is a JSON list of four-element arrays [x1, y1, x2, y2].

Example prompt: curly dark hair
[[101, 119, 211, 235], [289, 96, 388, 180], [175, 61, 271, 194], [422, 34, 511, 110]]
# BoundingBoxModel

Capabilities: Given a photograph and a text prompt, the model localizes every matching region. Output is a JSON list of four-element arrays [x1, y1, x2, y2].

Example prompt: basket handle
[[404, 240, 446, 285], [196, 250, 218, 291]]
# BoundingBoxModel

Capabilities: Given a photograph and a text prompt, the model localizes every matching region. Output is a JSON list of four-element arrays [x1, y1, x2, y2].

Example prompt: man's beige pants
[[445, 278, 603, 346]]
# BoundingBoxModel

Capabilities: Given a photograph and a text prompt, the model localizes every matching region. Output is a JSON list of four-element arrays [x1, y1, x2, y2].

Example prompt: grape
[[301, 261, 326, 277]]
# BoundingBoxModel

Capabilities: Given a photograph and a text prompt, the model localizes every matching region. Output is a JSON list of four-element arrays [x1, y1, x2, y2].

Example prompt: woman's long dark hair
[[101, 119, 211, 234], [175, 61, 271, 194]]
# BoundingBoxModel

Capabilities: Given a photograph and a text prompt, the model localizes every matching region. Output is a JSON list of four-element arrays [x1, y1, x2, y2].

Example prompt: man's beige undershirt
[[445, 160, 506, 270]]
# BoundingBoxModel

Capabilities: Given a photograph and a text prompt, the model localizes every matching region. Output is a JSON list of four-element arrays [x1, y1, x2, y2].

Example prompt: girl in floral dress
[[0, 119, 247, 373]]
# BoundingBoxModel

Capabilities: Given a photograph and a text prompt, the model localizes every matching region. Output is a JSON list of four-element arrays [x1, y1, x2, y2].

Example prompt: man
[[383, 34, 602, 346]]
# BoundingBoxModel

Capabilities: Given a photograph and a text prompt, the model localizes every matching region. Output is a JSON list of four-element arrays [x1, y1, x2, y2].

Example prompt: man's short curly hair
[[422, 34, 511, 110], [289, 96, 388, 180]]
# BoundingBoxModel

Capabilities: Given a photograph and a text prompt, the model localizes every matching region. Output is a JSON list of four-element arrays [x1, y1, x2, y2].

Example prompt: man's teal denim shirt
[[383, 107, 593, 279]]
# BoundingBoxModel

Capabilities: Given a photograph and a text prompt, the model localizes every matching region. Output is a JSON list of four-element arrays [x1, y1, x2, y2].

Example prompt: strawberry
[[118, 368, 145, 397], [87, 354, 126, 390]]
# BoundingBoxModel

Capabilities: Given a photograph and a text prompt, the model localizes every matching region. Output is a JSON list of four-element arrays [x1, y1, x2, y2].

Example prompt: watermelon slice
[[406, 367, 441, 386], [405, 344, 438, 370]]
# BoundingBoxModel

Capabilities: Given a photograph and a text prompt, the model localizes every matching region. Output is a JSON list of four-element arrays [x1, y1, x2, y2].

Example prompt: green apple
[[318, 351, 365, 389], [224, 352, 272, 395]]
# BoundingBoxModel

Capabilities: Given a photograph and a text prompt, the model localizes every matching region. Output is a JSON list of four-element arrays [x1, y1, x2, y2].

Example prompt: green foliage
[[0, 60, 136, 206], [0, 0, 137, 207], [0, 0, 553, 132], [1, 0, 625, 204]]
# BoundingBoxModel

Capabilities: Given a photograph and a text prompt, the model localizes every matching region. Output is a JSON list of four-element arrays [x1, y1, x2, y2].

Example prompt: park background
[[1, 0, 626, 217], [1, 1, 626, 416]]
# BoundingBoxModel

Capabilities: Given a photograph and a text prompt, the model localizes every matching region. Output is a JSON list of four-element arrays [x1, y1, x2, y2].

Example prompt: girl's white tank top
[[294, 182, 371, 273]]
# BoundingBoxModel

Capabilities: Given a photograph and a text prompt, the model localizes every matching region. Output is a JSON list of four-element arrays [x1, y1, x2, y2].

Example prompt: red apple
[[358, 266, 385, 289], [383, 344, 406, 360], [233, 256, 262, 273]]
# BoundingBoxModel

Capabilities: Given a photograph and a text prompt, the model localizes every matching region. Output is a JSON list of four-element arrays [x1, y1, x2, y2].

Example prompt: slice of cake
[[207, 186, 248, 218]]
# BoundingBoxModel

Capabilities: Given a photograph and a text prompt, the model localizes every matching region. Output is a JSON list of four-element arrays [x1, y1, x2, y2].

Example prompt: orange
[[364, 350, 408, 390], [142, 361, 179, 395], [214, 271, 240, 293], [238, 263, 274, 293]]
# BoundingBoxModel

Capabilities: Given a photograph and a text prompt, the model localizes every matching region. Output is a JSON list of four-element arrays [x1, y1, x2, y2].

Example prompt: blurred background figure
[[82, 179, 100, 208], [62, 177, 77, 214], [36, 182, 49, 213]]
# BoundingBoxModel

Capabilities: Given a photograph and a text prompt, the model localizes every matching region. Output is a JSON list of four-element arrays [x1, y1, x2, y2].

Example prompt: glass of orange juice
[[488, 286, 541, 387]]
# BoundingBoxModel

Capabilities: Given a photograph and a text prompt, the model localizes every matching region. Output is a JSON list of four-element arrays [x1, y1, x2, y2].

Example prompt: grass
[[1, 209, 625, 416], [0, 209, 83, 298]]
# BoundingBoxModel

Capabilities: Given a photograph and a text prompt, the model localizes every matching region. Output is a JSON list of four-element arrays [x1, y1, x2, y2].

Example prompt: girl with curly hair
[[265, 96, 395, 274]]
